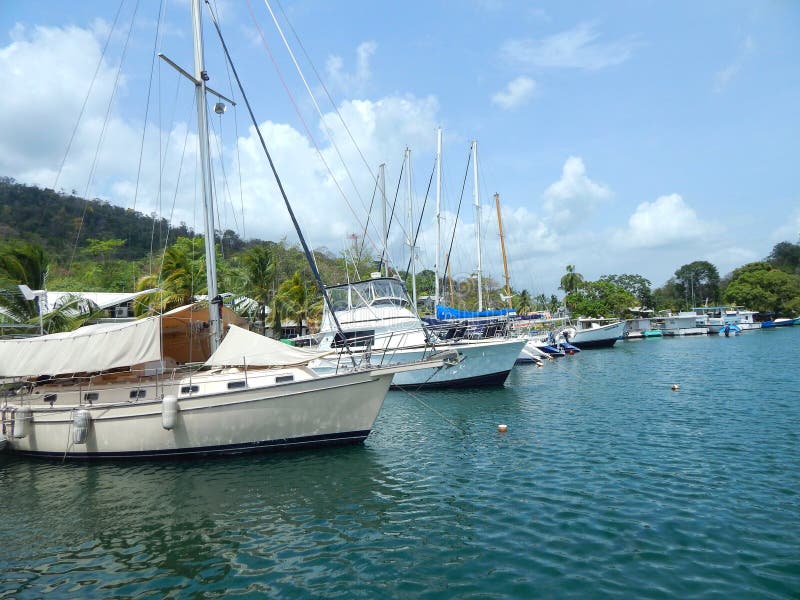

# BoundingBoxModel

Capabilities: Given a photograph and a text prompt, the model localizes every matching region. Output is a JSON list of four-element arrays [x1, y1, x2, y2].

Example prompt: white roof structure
[[37, 289, 157, 314]]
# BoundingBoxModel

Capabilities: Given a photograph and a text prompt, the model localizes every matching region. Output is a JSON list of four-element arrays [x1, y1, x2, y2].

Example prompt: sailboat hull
[[5, 370, 394, 460]]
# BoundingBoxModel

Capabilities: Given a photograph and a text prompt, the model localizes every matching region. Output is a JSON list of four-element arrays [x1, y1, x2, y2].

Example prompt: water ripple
[[1, 330, 799, 598]]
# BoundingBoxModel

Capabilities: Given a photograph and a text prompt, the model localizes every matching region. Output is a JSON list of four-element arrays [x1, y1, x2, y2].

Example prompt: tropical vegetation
[[2, 177, 800, 334]]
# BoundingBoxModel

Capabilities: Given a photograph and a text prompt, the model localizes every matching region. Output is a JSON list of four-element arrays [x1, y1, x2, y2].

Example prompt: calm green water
[[1, 329, 799, 598]]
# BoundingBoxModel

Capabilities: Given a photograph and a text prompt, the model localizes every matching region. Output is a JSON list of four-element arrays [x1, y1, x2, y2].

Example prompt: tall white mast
[[192, 0, 221, 351], [405, 147, 417, 308], [472, 140, 483, 311], [379, 162, 387, 276], [434, 127, 442, 307]]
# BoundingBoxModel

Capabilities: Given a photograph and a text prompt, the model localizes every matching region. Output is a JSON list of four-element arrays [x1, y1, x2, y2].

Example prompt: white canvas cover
[[0, 316, 161, 378], [205, 325, 328, 367]]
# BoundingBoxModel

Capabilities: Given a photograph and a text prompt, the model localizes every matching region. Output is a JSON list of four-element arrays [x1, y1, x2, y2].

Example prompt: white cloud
[[491, 76, 536, 109], [713, 35, 756, 93], [0, 20, 447, 257], [612, 193, 717, 249], [500, 22, 637, 71], [542, 156, 612, 228], [0, 24, 122, 185], [326, 41, 377, 96]]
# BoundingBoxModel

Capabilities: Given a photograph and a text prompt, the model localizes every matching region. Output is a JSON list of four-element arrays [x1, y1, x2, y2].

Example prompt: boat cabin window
[[180, 385, 199, 394], [43, 393, 57, 405], [332, 330, 375, 348], [84, 392, 99, 402], [227, 380, 247, 390], [275, 375, 294, 384], [130, 389, 146, 399]]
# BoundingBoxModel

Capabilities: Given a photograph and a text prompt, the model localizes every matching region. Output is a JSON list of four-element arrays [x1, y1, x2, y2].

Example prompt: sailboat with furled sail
[[0, 0, 442, 459]]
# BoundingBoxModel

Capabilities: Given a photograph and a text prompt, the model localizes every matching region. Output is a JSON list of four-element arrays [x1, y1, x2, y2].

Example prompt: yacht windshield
[[326, 278, 410, 310], [328, 287, 348, 311]]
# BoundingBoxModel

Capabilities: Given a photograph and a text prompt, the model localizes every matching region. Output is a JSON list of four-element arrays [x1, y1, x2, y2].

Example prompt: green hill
[[0, 177, 195, 259]]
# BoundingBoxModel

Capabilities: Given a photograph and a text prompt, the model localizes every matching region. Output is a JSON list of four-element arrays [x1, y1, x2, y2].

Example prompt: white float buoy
[[497, 424, 508, 433], [12, 405, 32, 439], [671, 384, 680, 391], [162, 395, 179, 430], [73, 409, 92, 444]]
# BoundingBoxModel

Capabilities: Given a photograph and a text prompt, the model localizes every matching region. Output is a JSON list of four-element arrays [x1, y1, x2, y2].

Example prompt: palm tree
[[134, 239, 206, 315], [0, 243, 104, 334], [0, 242, 48, 333], [271, 271, 320, 337], [535, 293, 548, 311], [514, 289, 533, 314], [547, 294, 561, 315], [0, 241, 47, 289], [243, 244, 275, 332], [559, 265, 584, 294]]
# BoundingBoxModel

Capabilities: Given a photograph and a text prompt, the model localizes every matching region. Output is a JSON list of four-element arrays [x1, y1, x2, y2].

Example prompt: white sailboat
[[0, 0, 440, 459]]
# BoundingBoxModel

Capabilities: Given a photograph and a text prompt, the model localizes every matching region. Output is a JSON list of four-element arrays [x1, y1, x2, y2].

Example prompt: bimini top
[[0, 317, 162, 379], [0, 302, 250, 379]]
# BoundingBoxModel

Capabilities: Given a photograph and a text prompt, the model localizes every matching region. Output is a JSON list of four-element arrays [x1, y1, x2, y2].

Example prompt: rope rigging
[[405, 157, 436, 276], [441, 146, 473, 299], [206, 0, 357, 365], [69, 0, 142, 274], [242, 0, 388, 266]]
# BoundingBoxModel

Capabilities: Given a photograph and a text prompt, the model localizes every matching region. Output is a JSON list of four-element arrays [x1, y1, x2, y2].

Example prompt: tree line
[[2, 177, 799, 331], [553, 244, 800, 319]]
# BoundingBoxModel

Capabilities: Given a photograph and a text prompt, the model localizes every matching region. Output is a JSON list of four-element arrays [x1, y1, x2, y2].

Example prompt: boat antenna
[[205, 1, 356, 365]]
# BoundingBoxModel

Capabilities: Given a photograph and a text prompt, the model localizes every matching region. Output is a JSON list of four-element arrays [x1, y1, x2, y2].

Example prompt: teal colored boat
[[643, 329, 663, 337]]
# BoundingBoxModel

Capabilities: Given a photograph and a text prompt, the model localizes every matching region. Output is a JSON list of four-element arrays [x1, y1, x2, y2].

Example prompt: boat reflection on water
[[0, 443, 408, 594]]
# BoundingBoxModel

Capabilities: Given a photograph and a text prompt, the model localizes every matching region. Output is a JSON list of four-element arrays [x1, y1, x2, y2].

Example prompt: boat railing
[[0, 364, 212, 407]]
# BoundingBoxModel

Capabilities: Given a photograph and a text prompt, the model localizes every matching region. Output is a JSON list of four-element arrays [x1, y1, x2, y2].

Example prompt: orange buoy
[[498, 424, 508, 433]]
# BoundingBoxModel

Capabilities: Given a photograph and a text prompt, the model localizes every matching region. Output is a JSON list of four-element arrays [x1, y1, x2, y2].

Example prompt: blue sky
[[1, 1, 798, 300]]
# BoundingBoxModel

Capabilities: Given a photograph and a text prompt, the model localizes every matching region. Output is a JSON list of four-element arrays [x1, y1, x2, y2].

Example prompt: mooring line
[[394, 385, 468, 435]]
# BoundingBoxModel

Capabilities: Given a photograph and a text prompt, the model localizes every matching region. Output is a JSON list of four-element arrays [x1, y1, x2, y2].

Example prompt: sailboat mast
[[405, 148, 417, 308], [379, 163, 387, 276], [434, 127, 442, 308], [192, 0, 221, 351], [495, 193, 511, 308], [472, 140, 483, 311]]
